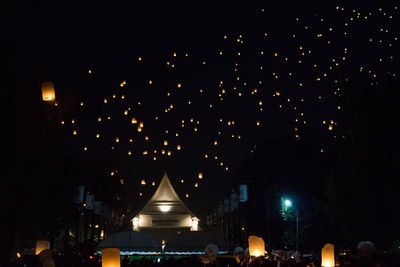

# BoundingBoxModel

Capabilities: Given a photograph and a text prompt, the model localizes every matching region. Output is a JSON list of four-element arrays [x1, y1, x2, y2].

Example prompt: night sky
[[10, 1, 399, 219]]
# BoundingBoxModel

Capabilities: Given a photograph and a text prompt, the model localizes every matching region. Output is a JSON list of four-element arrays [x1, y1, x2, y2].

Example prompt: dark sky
[[9, 1, 400, 217]]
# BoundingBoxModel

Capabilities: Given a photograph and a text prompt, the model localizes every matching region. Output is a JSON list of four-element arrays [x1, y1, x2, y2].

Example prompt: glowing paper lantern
[[248, 236, 265, 257], [41, 81, 55, 101], [321, 243, 335, 267], [101, 248, 120, 267], [35, 240, 50, 255], [198, 173, 203, 179]]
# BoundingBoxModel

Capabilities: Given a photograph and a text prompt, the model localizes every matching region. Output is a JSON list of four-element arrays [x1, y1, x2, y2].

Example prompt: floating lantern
[[164, 140, 168, 146], [141, 179, 146, 185], [248, 236, 265, 257], [101, 248, 120, 267], [198, 173, 203, 179], [131, 117, 137, 124], [177, 145, 181, 150], [321, 243, 335, 267], [41, 81, 55, 101], [35, 240, 50, 255]]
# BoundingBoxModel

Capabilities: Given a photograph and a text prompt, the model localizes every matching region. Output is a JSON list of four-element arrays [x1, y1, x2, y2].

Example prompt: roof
[[97, 231, 161, 252], [138, 172, 195, 216], [165, 231, 230, 253]]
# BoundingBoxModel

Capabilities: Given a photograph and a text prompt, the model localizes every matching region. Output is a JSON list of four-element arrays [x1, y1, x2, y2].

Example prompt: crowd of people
[[3, 241, 400, 267]]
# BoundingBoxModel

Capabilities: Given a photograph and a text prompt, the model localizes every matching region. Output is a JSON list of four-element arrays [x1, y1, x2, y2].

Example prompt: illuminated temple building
[[131, 173, 200, 241], [97, 173, 229, 254]]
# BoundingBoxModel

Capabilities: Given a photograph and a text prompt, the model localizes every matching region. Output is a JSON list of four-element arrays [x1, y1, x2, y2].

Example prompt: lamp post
[[284, 199, 299, 251]]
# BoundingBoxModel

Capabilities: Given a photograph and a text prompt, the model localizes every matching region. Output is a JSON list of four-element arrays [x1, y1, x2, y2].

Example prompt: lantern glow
[[101, 248, 120, 267], [248, 235, 265, 257], [321, 243, 335, 267], [35, 240, 50, 255], [41, 81, 55, 101]]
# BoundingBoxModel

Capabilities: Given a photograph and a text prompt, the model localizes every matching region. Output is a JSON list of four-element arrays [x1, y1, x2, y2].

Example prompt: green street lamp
[[284, 198, 299, 251]]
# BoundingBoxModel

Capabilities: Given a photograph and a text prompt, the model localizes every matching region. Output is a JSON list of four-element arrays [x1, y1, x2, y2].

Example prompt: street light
[[284, 198, 299, 251]]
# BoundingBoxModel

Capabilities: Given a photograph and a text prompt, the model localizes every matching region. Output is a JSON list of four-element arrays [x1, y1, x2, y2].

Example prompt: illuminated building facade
[[131, 173, 200, 242]]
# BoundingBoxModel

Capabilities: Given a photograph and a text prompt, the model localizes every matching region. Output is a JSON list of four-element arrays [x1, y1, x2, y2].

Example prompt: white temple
[[131, 173, 200, 242]]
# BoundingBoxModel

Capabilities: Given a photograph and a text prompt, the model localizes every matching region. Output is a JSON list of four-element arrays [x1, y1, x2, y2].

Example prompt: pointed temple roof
[[138, 173, 195, 216]]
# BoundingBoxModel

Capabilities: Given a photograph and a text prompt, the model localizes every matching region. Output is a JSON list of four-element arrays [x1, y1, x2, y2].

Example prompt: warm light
[[191, 217, 199, 231], [41, 81, 55, 101], [132, 217, 140, 227], [198, 173, 203, 179], [101, 248, 120, 267], [35, 240, 50, 255], [248, 236, 265, 257], [141, 179, 146, 185], [159, 205, 171, 212], [321, 243, 335, 267]]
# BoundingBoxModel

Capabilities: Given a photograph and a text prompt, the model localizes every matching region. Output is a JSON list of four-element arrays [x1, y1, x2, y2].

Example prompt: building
[[130, 173, 200, 242]]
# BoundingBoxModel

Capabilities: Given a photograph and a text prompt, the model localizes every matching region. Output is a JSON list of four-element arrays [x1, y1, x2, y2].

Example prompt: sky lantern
[[198, 172, 203, 179], [131, 117, 137, 124], [177, 145, 181, 150], [101, 248, 120, 267], [321, 243, 335, 267], [141, 179, 146, 185], [41, 81, 55, 101], [164, 140, 168, 146], [35, 240, 50, 255], [248, 235, 265, 257]]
